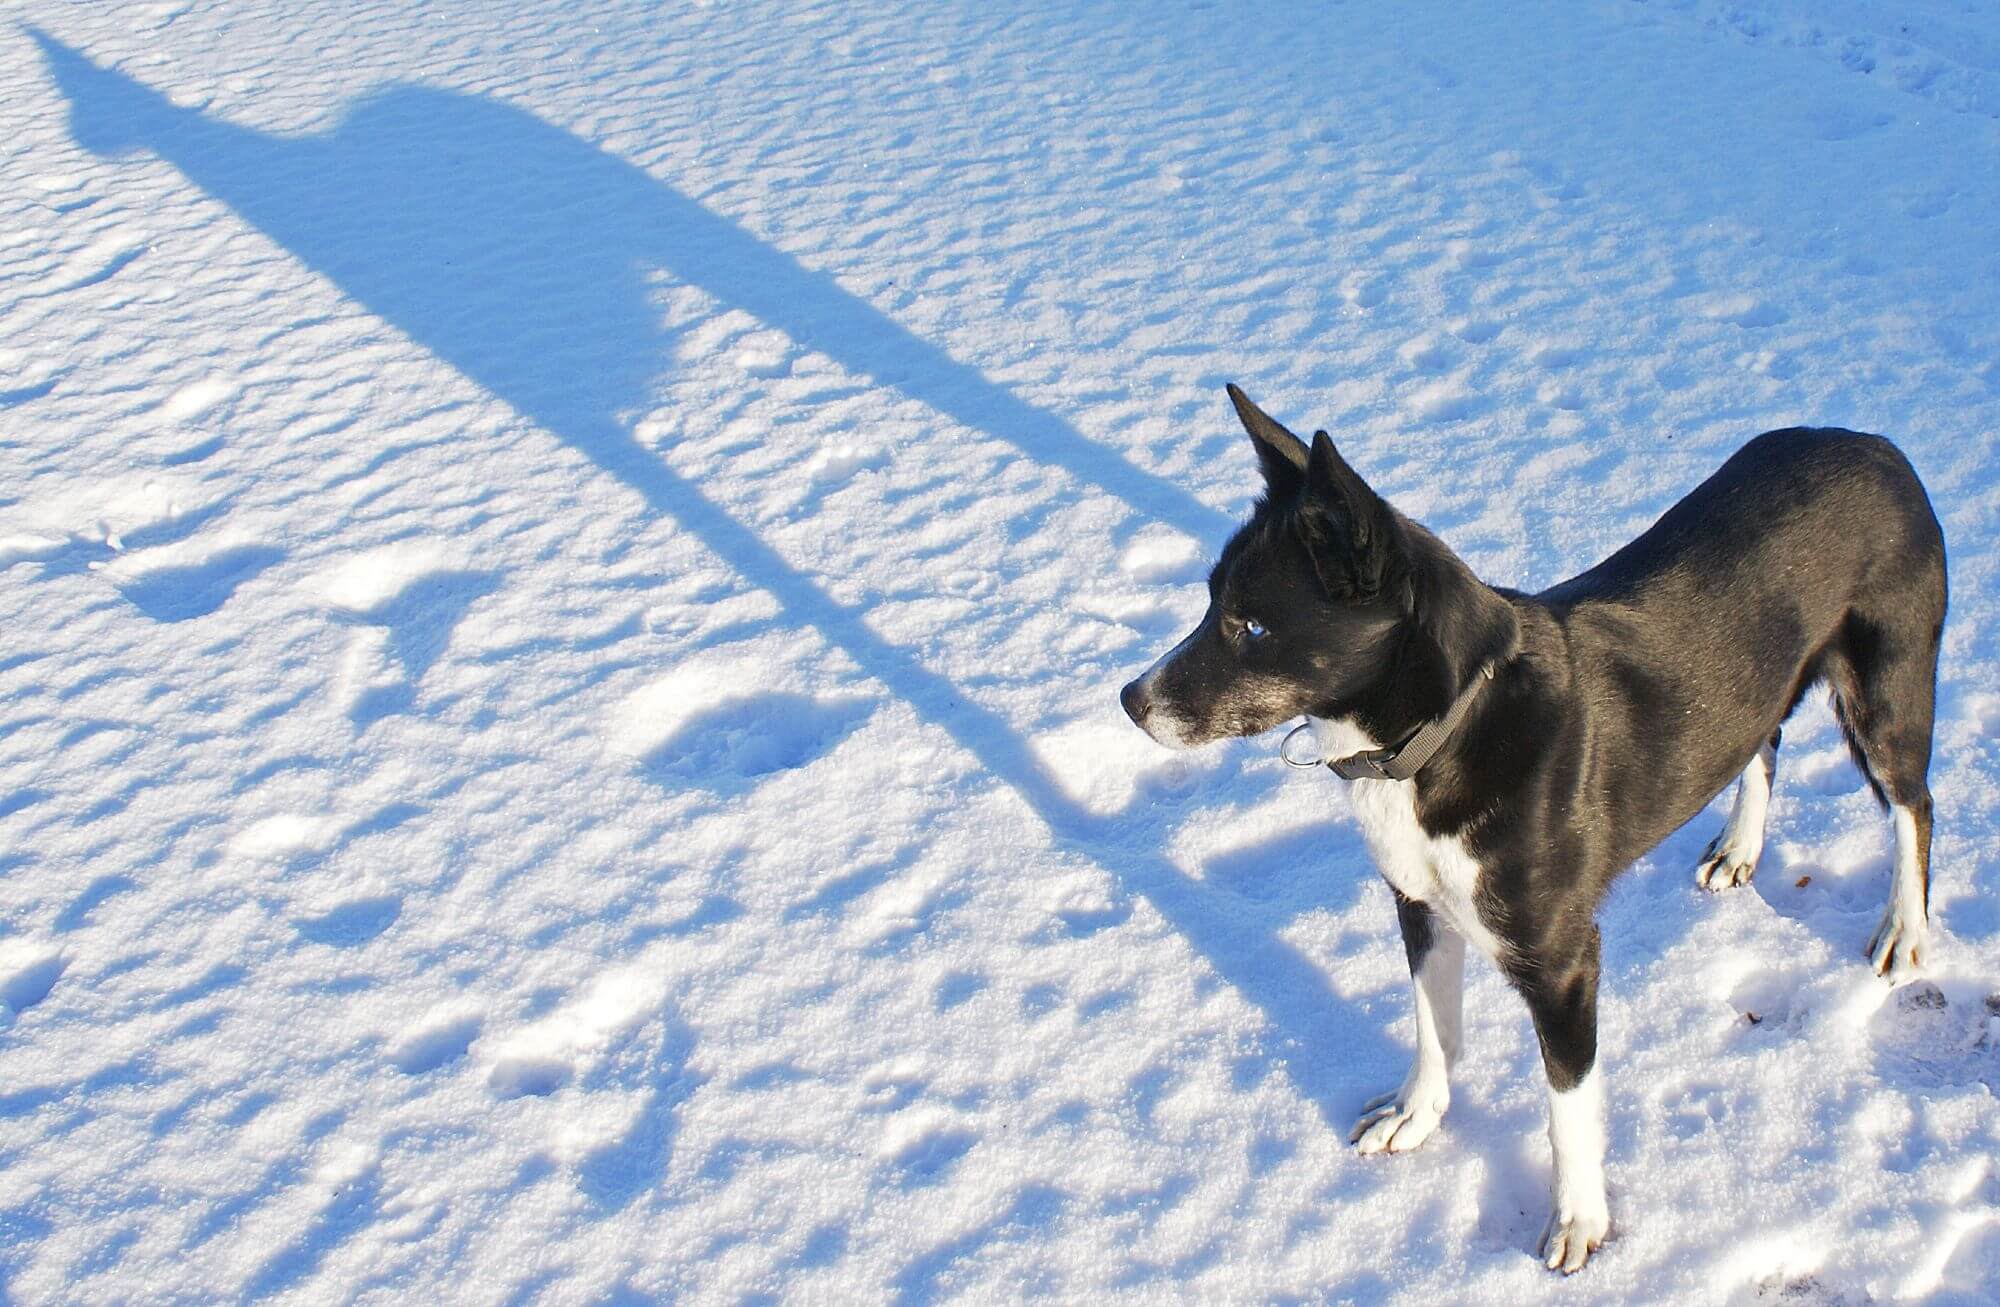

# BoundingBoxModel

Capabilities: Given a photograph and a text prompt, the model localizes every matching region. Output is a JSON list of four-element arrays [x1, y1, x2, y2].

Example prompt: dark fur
[[1123, 386, 1946, 1183]]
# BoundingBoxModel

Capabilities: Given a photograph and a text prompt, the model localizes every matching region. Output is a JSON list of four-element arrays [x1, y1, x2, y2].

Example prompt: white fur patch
[[1350, 930, 1465, 1155], [1548, 1068, 1607, 1214], [1723, 744, 1773, 858], [1892, 805, 1927, 926], [1412, 928, 1465, 1072], [1867, 803, 1929, 976], [1310, 714, 1508, 961], [1132, 629, 1198, 748], [1542, 1067, 1611, 1272], [1697, 740, 1774, 890]]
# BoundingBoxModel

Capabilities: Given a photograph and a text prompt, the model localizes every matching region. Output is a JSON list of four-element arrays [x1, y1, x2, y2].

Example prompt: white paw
[[1694, 832, 1760, 891], [1867, 908, 1927, 979], [1348, 1087, 1446, 1154], [1537, 1201, 1610, 1274]]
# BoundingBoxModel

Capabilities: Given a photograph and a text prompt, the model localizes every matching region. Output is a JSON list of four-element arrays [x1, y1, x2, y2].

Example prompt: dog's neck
[[1316, 524, 1521, 781], [1326, 660, 1497, 781]]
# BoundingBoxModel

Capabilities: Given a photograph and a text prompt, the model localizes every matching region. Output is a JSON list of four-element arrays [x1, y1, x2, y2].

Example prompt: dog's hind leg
[[1826, 605, 1941, 979], [1695, 729, 1780, 890], [1519, 926, 1610, 1274], [1867, 801, 1932, 976], [1351, 893, 1462, 1154]]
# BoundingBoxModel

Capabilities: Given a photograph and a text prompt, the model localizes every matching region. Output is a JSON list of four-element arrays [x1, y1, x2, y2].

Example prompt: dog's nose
[[1119, 678, 1150, 727]]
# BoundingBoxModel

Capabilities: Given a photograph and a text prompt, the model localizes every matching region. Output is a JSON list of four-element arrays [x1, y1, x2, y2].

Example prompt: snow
[[2, 1, 1998, 1302]]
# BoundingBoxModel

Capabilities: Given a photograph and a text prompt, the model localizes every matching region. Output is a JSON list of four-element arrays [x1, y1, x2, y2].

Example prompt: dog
[[1119, 385, 1946, 1273]]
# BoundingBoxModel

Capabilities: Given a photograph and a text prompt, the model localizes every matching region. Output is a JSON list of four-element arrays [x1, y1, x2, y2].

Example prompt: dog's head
[[1120, 386, 1412, 748], [1118, 382, 1532, 753]]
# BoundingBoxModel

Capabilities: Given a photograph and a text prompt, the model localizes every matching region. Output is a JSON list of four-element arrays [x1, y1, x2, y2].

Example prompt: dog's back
[[1528, 430, 1944, 851], [1543, 428, 1943, 628]]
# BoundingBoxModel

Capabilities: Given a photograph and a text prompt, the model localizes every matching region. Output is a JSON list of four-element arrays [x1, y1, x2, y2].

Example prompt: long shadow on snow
[[35, 34, 1395, 1142], [31, 30, 1225, 546]]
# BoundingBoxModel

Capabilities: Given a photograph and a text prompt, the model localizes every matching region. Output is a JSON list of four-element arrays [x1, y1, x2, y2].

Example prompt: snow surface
[[3, 1, 1999, 1303]]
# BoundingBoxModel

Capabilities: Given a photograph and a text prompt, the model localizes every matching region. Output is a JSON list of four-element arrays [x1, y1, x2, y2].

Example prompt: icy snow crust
[[3, 1, 1999, 1302]]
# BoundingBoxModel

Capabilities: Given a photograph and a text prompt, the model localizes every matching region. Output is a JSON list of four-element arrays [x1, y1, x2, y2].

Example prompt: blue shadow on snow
[[33, 27, 1399, 1235]]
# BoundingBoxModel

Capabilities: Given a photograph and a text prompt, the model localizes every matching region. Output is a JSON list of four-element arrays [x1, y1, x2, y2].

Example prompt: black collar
[[1328, 661, 1495, 782]]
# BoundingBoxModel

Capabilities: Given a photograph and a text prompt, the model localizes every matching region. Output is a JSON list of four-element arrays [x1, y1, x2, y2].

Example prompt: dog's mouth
[[1118, 676, 1190, 748], [1120, 675, 1298, 750]]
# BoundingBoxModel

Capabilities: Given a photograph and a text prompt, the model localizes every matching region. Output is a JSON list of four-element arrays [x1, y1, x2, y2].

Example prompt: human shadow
[[33, 32, 1395, 1131], [30, 29, 1226, 545]]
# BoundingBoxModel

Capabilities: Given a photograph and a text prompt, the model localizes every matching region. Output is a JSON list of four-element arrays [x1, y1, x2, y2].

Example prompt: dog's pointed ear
[[1300, 430, 1394, 597], [1227, 383, 1308, 496]]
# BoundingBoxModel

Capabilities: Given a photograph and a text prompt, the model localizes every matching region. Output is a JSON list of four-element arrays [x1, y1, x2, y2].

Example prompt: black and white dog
[[1119, 386, 1946, 1272]]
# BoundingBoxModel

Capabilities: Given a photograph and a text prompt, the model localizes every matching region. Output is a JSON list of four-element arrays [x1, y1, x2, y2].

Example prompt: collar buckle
[[1329, 749, 1399, 782], [1320, 659, 1497, 784]]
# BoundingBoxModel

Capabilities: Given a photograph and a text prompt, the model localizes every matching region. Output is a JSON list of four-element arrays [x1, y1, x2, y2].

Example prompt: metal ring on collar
[[1279, 721, 1323, 768]]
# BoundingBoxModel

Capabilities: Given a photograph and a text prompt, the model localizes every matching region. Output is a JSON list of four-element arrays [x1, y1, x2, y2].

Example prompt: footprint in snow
[[486, 973, 682, 1110], [46, 233, 146, 294], [135, 1, 191, 30], [490, 1054, 570, 1099], [118, 544, 285, 622], [1870, 982, 1998, 1089], [1404, 378, 1481, 423], [351, 571, 498, 679], [1958, 693, 2000, 744], [1811, 103, 1892, 143], [1526, 341, 1581, 370], [1731, 1270, 1869, 1306], [0, 345, 64, 407], [638, 692, 873, 792], [1448, 316, 1502, 344], [1729, 968, 1808, 1035], [55, 874, 137, 931], [1341, 274, 1385, 309], [390, 1013, 482, 1075], [292, 894, 402, 947], [885, 1126, 978, 1191], [1514, 442, 1598, 484], [731, 329, 796, 379], [1667, 1081, 1733, 1140], [1688, 292, 1787, 329], [860, 1067, 926, 1114], [1397, 334, 1451, 374], [160, 435, 224, 466], [1444, 239, 1503, 271], [317, 553, 499, 724], [0, 949, 67, 1019], [1935, 1230, 2000, 1304], [933, 971, 986, 1011]]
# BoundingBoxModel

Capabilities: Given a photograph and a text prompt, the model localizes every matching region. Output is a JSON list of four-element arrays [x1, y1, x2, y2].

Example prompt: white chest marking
[[1310, 715, 1508, 961]]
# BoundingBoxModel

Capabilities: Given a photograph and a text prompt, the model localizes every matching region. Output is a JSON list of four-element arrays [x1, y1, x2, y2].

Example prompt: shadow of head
[[33, 27, 662, 440]]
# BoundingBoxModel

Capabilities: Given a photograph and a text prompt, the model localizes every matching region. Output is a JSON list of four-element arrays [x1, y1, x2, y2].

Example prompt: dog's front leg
[[1696, 730, 1779, 890], [1351, 892, 1462, 1154], [1519, 927, 1611, 1273]]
